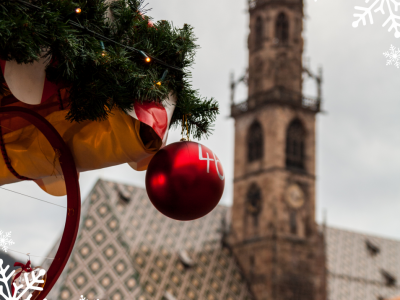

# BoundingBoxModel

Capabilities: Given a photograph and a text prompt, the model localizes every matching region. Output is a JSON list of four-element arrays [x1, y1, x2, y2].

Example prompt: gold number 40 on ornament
[[198, 144, 225, 181]]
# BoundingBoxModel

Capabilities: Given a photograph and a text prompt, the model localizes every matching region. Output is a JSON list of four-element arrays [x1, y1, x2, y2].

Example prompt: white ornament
[[0, 231, 15, 252], [353, 0, 400, 38], [0, 259, 46, 300], [383, 44, 400, 68]]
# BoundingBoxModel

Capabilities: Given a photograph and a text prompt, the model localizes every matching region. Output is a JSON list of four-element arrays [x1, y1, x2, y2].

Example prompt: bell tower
[[227, 0, 326, 299]]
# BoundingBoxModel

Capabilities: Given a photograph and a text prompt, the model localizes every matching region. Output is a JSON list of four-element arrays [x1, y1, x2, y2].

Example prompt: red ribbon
[[11, 260, 33, 296]]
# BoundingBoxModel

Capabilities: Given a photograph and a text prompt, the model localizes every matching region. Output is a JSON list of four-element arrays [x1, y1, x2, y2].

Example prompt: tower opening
[[286, 119, 305, 170], [246, 183, 262, 227], [290, 210, 298, 235], [247, 121, 263, 162], [275, 12, 289, 44], [255, 16, 263, 48]]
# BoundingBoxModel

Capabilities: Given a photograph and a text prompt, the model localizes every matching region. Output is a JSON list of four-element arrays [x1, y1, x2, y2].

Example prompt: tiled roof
[[326, 226, 400, 300], [47, 180, 253, 300], [46, 179, 400, 300]]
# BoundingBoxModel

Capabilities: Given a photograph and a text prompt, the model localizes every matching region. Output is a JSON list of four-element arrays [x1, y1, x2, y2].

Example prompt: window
[[247, 121, 263, 162], [255, 57, 263, 74], [249, 255, 255, 279], [380, 269, 397, 287], [255, 16, 263, 48], [246, 183, 262, 226], [286, 119, 305, 169], [163, 291, 178, 300], [118, 191, 130, 204], [365, 240, 380, 256], [178, 250, 195, 267], [275, 12, 289, 44], [290, 211, 297, 235]]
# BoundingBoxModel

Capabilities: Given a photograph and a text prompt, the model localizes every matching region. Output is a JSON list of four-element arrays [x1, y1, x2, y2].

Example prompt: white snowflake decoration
[[353, 0, 400, 38], [0, 259, 46, 300], [383, 44, 400, 67], [0, 231, 15, 253]]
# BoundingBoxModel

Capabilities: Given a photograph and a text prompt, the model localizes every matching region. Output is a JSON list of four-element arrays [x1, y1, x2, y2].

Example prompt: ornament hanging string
[[0, 174, 64, 262], [6, 249, 55, 260], [0, 187, 67, 209], [181, 114, 190, 141]]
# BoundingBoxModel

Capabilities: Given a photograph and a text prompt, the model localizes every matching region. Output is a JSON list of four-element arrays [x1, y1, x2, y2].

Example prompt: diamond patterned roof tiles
[[45, 180, 400, 300], [47, 180, 253, 300], [325, 226, 400, 300]]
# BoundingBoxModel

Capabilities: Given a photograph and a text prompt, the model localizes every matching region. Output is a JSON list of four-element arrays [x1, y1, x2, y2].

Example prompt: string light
[[140, 50, 151, 63], [14, 0, 183, 72], [156, 69, 168, 86], [65, 7, 82, 20], [160, 69, 168, 81], [100, 41, 106, 56]]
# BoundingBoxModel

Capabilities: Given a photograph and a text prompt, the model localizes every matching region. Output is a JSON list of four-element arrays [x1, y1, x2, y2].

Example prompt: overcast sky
[[1, 0, 400, 265]]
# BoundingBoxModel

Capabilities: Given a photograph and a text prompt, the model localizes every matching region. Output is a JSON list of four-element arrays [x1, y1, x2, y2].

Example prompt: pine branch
[[0, 0, 219, 139]]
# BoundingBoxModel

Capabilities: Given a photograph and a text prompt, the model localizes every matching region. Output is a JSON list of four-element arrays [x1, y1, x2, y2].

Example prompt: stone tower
[[227, 0, 326, 299]]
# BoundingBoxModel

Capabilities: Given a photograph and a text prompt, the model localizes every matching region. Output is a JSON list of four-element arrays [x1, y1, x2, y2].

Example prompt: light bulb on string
[[156, 69, 169, 86], [100, 41, 106, 57], [65, 7, 82, 20], [140, 51, 151, 63]]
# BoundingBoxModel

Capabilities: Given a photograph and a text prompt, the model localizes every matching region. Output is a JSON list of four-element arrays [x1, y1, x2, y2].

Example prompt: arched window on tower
[[289, 211, 297, 235], [275, 12, 289, 44], [255, 16, 263, 49], [246, 183, 262, 226], [247, 121, 263, 162], [286, 119, 305, 169]]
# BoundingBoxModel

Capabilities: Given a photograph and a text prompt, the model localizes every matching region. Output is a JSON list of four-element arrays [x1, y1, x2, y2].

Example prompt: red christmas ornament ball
[[145, 141, 225, 221]]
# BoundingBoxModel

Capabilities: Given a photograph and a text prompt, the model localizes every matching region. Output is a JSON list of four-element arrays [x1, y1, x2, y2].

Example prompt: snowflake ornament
[[353, 0, 400, 38], [0, 259, 46, 300], [383, 44, 400, 67], [0, 231, 15, 252]]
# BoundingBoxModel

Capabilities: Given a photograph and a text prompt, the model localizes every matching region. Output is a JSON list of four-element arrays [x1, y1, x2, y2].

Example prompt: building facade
[[228, 0, 325, 299]]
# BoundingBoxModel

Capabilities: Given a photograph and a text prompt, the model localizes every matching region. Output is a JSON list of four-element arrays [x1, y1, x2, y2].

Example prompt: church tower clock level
[[227, 0, 326, 300]]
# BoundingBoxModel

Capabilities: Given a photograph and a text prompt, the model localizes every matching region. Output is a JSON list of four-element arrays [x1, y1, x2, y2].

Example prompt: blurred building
[[43, 181, 400, 300], [43, 0, 400, 300], [229, 0, 324, 299]]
